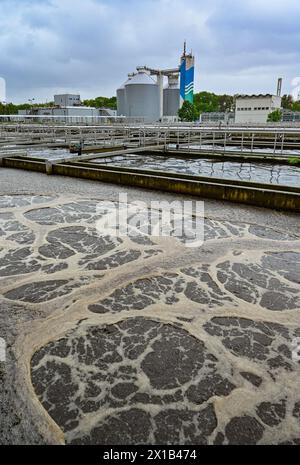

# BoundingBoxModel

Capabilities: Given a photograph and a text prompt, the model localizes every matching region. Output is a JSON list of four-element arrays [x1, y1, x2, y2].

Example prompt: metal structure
[[277, 78, 283, 97], [200, 112, 235, 124], [139, 67, 180, 120], [282, 110, 300, 123], [180, 41, 195, 105], [117, 44, 195, 121], [1, 121, 300, 159], [124, 71, 160, 121], [163, 75, 180, 117], [116, 74, 134, 116]]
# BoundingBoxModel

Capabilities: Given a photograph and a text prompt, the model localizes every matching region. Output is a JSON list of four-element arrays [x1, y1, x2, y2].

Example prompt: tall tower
[[180, 42, 195, 106], [277, 78, 283, 97]]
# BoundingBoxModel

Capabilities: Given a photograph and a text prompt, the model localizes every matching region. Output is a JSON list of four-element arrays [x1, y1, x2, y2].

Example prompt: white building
[[235, 94, 282, 124], [53, 106, 99, 122], [18, 105, 99, 122], [54, 94, 81, 107], [18, 93, 101, 122]]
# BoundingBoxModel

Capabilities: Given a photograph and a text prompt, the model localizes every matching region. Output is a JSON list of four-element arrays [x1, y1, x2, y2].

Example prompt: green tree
[[193, 91, 235, 115], [0, 96, 117, 115], [193, 92, 219, 113], [267, 109, 282, 122], [0, 103, 18, 115], [83, 96, 117, 109], [292, 100, 300, 112], [218, 94, 235, 112], [274, 94, 300, 112], [281, 94, 294, 110], [0, 101, 56, 115], [178, 101, 199, 121]]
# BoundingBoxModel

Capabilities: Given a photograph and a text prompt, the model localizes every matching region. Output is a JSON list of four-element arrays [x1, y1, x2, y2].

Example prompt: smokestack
[[277, 78, 283, 97]]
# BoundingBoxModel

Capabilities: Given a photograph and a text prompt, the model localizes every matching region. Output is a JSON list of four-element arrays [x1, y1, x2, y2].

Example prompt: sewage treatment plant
[[1, 44, 300, 447]]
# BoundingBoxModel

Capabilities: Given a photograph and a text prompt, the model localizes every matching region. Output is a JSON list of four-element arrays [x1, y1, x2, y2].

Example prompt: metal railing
[[0, 122, 300, 159]]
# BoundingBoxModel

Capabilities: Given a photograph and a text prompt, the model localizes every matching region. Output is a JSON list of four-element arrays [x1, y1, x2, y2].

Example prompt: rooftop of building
[[235, 94, 280, 99]]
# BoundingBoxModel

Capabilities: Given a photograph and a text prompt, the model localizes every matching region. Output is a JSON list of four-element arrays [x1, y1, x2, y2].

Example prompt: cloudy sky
[[0, 0, 299, 103]]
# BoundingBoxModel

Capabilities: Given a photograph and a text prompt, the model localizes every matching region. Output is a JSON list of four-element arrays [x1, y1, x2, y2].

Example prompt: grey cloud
[[0, 0, 299, 102]]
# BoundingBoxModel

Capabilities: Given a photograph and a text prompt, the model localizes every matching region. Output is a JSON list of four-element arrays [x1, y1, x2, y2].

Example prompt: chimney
[[277, 78, 283, 97]]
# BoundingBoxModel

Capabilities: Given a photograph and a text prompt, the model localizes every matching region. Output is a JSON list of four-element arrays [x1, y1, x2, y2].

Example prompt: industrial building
[[235, 94, 282, 124], [54, 94, 81, 107], [117, 45, 195, 122], [234, 79, 282, 124], [18, 94, 102, 122]]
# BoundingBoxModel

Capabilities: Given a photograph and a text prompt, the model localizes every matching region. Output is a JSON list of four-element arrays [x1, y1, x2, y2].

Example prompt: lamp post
[[28, 98, 35, 114]]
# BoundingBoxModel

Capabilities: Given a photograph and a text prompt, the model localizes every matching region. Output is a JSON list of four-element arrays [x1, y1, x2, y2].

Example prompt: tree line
[[0, 96, 117, 115], [1, 92, 299, 119]]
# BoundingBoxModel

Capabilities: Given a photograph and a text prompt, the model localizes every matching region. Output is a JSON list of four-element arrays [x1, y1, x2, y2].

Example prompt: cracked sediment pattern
[[0, 188, 300, 445]]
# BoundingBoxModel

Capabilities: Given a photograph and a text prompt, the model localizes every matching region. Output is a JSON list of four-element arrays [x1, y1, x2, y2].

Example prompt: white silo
[[117, 86, 125, 116], [125, 71, 160, 121], [163, 75, 180, 117], [117, 74, 134, 116]]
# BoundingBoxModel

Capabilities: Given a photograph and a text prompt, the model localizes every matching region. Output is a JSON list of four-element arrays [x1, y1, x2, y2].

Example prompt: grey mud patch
[[0, 194, 300, 445], [31, 318, 233, 445]]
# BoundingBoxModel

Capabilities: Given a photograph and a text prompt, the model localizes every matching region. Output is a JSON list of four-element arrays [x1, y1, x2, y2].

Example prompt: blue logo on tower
[[180, 46, 195, 105]]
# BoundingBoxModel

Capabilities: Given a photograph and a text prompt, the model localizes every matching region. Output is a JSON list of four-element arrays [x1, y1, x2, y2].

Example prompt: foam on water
[[0, 194, 300, 444]]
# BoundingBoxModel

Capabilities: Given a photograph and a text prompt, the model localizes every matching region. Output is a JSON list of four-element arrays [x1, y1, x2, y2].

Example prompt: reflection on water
[[94, 155, 300, 188], [26, 149, 300, 188], [28, 148, 72, 160]]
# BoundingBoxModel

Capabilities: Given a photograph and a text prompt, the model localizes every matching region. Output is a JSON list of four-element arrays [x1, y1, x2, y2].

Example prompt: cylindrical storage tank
[[125, 72, 159, 122], [117, 75, 133, 116], [163, 88, 180, 116], [117, 87, 125, 116]]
